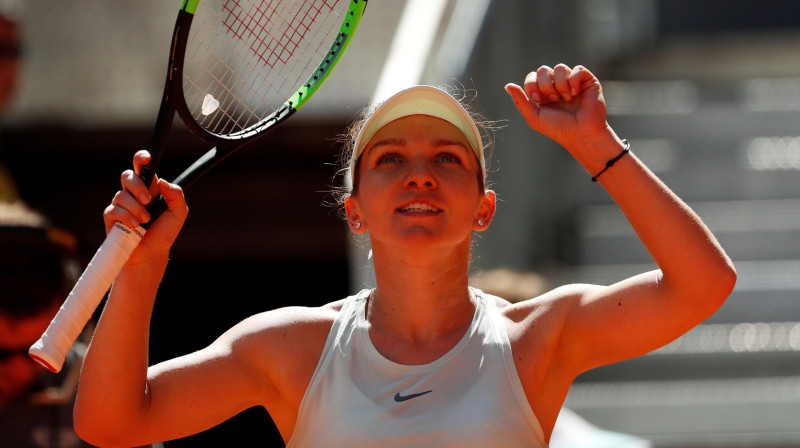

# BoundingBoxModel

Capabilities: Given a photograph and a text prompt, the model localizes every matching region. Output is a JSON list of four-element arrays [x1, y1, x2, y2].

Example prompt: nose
[[404, 157, 436, 189]]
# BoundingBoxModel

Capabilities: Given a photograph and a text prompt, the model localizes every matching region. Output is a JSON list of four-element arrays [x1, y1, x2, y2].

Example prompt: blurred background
[[1, 0, 798, 446]]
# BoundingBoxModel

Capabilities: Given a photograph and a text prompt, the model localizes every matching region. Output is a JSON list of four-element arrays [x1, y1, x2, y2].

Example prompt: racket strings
[[187, 6, 276, 134], [196, 0, 332, 132], [185, 35, 244, 135], [239, 1, 329, 69], [184, 0, 348, 137]]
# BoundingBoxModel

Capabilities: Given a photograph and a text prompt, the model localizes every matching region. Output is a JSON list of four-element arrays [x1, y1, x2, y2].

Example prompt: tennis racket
[[29, 0, 367, 372]]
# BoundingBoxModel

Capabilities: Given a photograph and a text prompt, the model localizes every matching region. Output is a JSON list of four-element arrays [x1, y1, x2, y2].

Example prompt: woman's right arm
[[73, 151, 271, 446]]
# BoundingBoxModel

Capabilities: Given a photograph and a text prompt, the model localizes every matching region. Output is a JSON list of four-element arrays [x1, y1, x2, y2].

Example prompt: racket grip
[[28, 222, 146, 372]]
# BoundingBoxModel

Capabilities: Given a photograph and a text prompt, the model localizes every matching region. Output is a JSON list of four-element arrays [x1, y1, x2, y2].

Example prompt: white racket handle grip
[[29, 222, 145, 372]]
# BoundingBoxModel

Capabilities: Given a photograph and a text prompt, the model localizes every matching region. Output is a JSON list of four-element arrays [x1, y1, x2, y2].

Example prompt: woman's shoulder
[[233, 290, 368, 341], [220, 294, 362, 376], [489, 283, 597, 323], [209, 296, 361, 412]]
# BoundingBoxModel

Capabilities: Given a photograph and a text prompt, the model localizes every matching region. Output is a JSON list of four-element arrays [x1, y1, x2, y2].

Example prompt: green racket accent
[[287, 0, 366, 111], [180, 0, 199, 14]]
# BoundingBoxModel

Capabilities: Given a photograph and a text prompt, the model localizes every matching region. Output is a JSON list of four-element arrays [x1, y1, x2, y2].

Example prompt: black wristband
[[591, 139, 630, 182]]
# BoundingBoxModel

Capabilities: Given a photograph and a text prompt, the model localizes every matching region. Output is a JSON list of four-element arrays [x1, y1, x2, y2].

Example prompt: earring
[[477, 219, 484, 226], [354, 222, 361, 229]]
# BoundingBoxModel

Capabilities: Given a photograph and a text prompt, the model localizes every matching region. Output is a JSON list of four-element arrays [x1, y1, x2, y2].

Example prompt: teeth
[[401, 203, 439, 212]]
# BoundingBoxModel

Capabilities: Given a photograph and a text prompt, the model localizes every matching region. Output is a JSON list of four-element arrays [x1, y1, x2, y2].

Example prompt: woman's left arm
[[506, 64, 737, 372]]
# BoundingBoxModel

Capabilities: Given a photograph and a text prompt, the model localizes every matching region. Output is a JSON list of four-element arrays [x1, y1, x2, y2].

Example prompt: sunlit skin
[[73, 64, 736, 447]]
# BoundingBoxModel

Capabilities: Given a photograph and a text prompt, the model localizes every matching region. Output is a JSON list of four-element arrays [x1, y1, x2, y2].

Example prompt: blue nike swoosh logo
[[394, 390, 433, 402]]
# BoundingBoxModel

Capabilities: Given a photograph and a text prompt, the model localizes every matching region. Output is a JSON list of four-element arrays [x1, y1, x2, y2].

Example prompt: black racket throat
[[141, 103, 297, 230]]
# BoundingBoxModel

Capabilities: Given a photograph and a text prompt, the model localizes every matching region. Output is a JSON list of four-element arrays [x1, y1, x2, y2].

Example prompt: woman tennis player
[[74, 64, 736, 447]]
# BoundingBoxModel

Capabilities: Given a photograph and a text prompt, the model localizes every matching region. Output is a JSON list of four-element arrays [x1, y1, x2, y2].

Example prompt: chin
[[396, 227, 472, 249]]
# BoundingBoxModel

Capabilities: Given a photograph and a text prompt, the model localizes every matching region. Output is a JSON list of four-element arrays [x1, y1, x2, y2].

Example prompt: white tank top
[[286, 288, 547, 447]]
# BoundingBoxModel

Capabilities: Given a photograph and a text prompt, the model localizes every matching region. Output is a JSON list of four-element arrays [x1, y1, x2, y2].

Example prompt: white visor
[[349, 86, 485, 187]]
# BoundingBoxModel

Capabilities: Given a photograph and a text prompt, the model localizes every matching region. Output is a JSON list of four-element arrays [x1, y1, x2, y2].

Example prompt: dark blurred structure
[[2, 0, 798, 447]]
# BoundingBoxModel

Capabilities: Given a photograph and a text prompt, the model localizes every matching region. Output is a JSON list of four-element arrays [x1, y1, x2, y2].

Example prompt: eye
[[436, 152, 462, 164], [377, 152, 403, 164]]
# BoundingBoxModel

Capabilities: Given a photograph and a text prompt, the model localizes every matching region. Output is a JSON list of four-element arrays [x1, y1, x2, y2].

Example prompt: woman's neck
[[366, 241, 476, 343]]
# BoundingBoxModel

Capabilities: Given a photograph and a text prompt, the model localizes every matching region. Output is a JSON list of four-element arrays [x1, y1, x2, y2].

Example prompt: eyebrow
[[367, 138, 470, 153], [367, 137, 405, 151], [433, 139, 469, 151]]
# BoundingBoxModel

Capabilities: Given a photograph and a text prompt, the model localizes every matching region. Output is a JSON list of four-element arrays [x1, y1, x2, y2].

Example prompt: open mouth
[[398, 202, 442, 213]]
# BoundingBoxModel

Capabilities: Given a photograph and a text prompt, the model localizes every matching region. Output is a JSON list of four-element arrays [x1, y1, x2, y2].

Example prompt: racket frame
[[29, 0, 368, 372], [168, 0, 368, 190]]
